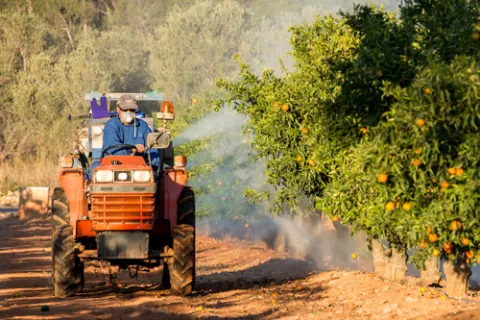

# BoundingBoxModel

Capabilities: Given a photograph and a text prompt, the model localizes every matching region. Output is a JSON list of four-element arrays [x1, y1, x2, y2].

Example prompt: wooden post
[[18, 187, 49, 220]]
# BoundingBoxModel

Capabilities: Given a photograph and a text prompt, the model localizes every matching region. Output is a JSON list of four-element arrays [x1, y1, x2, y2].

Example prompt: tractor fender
[[58, 169, 88, 238], [161, 168, 188, 232]]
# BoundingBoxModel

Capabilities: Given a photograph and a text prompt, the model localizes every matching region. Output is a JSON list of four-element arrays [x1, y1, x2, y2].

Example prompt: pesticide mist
[[174, 105, 372, 272]]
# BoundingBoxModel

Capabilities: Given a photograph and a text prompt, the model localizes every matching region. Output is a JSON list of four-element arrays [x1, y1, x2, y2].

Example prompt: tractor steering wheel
[[101, 144, 138, 158]]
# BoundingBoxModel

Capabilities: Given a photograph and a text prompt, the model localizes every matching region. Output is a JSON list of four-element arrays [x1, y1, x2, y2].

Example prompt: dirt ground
[[1, 211, 480, 319]]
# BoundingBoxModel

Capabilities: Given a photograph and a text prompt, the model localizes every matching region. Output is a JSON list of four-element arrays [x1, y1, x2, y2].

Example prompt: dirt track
[[1, 212, 480, 319]]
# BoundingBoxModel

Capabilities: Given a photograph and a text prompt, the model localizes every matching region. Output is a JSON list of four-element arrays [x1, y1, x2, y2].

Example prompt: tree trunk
[[420, 256, 442, 285], [60, 15, 75, 49], [384, 248, 407, 282], [444, 259, 472, 298], [333, 222, 353, 268], [371, 238, 388, 277], [274, 230, 286, 252], [27, 0, 33, 14]]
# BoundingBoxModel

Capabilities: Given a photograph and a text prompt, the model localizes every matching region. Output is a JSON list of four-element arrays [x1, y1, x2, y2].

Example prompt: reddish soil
[[1, 212, 480, 319]]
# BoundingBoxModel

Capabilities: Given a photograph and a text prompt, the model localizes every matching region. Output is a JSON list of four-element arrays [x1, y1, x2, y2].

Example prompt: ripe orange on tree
[[466, 250, 475, 259], [432, 248, 440, 256], [301, 127, 310, 135], [449, 220, 461, 231], [426, 226, 432, 234], [273, 101, 280, 109], [428, 233, 438, 243], [455, 168, 465, 177], [416, 119, 425, 127], [419, 240, 428, 249], [377, 173, 388, 183], [402, 202, 411, 211], [360, 127, 368, 135], [308, 159, 315, 166], [423, 88, 432, 95], [444, 242, 454, 254], [448, 167, 456, 175], [440, 181, 449, 189], [332, 215, 339, 222], [281, 104, 289, 112], [461, 238, 470, 246], [385, 201, 395, 211], [414, 148, 422, 155], [295, 155, 303, 163], [412, 159, 421, 166], [192, 97, 199, 104]]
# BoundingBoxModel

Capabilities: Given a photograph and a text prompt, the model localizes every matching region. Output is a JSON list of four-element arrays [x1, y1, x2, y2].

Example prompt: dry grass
[[0, 155, 61, 192]]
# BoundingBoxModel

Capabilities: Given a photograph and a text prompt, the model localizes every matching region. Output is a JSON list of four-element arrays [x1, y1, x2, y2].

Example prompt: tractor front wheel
[[51, 188, 84, 298]]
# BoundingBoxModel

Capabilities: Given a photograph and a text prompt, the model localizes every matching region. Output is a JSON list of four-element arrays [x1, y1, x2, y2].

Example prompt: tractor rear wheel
[[169, 187, 195, 296], [51, 188, 84, 298]]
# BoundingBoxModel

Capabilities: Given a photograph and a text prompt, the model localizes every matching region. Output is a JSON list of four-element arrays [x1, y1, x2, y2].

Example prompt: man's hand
[[135, 144, 145, 153]]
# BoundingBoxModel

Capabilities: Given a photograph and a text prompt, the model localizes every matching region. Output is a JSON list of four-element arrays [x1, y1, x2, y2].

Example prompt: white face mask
[[121, 111, 135, 124]]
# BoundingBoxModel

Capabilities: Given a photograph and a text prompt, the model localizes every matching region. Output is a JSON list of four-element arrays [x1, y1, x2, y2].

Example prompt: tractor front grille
[[91, 194, 155, 229]]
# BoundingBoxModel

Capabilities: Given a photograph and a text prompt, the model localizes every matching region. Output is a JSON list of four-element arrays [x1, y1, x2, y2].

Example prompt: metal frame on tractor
[[51, 92, 195, 297]]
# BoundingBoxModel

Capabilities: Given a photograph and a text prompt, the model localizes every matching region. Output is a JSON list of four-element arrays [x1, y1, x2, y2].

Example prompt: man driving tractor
[[102, 94, 152, 156]]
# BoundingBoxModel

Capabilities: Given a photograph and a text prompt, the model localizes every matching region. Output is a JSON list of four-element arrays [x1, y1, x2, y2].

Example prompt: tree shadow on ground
[[196, 257, 321, 295]]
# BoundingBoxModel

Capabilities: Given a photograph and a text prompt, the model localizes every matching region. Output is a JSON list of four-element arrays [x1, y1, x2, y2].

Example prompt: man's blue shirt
[[102, 116, 160, 169]]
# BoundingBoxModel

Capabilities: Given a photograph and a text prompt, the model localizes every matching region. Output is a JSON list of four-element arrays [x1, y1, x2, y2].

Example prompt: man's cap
[[117, 94, 138, 110]]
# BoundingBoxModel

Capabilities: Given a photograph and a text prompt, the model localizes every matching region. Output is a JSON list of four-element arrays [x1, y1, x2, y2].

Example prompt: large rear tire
[[169, 187, 195, 296], [51, 188, 84, 298]]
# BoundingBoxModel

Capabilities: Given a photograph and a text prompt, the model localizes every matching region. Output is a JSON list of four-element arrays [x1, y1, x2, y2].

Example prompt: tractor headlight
[[133, 170, 152, 182], [95, 170, 113, 183]]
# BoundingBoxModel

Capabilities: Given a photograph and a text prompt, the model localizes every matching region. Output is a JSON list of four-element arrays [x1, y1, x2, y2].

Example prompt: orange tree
[[320, 1, 480, 267], [320, 57, 480, 266], [216, 5, 418, 211], [217, 0, 480, 267]]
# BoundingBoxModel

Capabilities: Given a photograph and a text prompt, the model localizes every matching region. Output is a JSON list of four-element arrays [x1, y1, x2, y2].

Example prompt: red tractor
[[51, 92, 195, 297]]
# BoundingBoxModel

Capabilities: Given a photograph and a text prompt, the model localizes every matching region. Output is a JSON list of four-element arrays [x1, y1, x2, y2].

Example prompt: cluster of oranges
[[273, 101, 289, 112], [447, 167, 465, 177], [377, 174, 413, 212], [420, 227, 439, 249], [428, 221, 476, 263]]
